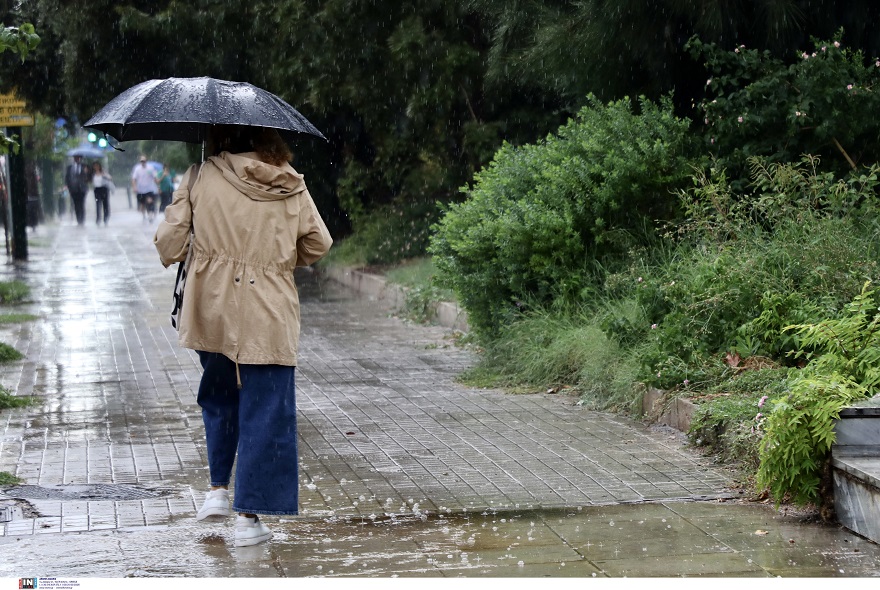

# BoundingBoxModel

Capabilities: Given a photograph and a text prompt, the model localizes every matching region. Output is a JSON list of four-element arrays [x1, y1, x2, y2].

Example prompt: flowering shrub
[[688, 30, 880, 186]]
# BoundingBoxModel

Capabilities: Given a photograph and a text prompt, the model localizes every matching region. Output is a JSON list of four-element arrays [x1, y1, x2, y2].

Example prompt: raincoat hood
[[210, 151, 306, 202]]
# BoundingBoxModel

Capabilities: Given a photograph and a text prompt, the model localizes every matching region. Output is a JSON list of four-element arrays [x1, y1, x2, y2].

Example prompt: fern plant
[[757, 281, 879, 504]]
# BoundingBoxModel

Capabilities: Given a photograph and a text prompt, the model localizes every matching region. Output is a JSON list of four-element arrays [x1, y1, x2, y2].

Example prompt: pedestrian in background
[[153, 125, 332, 547], [64, 155, 90, 226], [158, 163, 174, 213], [92, 161, 114, 226], [131, 155, 159, 223]]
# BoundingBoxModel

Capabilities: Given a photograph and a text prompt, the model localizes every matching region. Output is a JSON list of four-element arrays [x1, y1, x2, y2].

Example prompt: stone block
[[642, 388, 695, 432], [832, 456, 880, 544], [834, 417, 880, 447]]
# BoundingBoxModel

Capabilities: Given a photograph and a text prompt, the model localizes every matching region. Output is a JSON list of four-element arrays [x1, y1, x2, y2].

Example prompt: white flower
[[737, 116, 744, 123], [834, 41, 841, 48]]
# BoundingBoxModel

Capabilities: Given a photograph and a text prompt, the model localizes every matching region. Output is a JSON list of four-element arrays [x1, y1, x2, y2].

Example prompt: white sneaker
[[235, 515, 272, 547], [196, 489, 231, 521]]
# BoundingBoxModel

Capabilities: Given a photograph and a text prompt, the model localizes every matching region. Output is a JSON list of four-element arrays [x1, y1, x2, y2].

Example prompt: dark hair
[[93, 161, 103, 172], [209, 125, 292, 167]]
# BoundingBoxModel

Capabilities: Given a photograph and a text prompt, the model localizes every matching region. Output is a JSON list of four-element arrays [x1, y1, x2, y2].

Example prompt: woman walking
[[154, 126, 332, 546], [92, 161, 113, 225]]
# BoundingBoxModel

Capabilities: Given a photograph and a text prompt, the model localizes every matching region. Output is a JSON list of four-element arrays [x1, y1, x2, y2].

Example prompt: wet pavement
[[0, 191, 878, 578]]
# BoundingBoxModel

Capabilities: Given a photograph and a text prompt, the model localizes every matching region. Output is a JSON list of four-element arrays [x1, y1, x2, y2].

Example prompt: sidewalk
[[0, 192, 878, 578]]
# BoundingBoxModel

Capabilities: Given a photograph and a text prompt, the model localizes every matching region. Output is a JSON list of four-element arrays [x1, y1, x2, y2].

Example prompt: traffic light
[[87, 132, 97, 143]]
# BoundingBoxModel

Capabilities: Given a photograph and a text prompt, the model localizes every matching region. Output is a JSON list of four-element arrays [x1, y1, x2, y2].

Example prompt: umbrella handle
[[104, 133, 125, 152]]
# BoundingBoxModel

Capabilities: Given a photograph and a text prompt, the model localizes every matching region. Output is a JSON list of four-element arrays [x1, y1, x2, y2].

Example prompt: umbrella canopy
[[67, 144, 106, 158], [84, 77, 325, 143]]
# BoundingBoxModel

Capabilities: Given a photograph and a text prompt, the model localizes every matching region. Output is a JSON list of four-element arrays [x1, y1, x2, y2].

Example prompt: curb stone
[[321, 265, 469, 332]]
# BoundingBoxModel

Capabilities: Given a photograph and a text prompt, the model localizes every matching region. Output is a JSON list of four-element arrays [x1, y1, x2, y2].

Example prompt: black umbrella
[[84, 77, 325, 143]]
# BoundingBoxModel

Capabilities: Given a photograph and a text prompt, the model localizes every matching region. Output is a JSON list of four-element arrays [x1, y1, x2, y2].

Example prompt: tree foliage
[[468, 0, 880, 113]]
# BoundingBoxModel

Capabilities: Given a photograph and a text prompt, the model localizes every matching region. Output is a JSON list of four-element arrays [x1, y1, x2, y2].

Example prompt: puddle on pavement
[[2, 499, 879, 577]]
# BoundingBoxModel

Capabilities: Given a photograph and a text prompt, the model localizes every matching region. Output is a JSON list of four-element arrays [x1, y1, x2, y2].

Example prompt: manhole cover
[[3, 484, 166, 501]]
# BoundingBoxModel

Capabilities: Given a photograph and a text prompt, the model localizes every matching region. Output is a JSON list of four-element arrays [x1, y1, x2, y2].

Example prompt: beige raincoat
[[154, 151, 332, 367]]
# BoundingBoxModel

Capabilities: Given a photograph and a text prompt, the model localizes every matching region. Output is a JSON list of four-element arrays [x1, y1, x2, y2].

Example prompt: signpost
[[2, 93, 34, 261], [0, 94, 34, 127]]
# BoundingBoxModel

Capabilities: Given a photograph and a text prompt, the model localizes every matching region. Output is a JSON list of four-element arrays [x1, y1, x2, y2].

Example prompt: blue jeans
[[197, 351, 299, 515]]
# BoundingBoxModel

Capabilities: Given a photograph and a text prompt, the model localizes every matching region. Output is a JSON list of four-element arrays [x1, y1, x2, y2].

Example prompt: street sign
[[0, 94, 26, 108], [0, 93, 34, 126], [0, 113, 35, 126]]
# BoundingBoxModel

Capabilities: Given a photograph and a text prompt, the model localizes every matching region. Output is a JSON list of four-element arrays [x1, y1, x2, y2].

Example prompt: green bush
[[431, 94, 695, 339], [640, 157, 880, 388], [0, 384, 30, 410], [758, 283, 880, 505], [0, 343, 23, 363], [0, 471, 23, 485]]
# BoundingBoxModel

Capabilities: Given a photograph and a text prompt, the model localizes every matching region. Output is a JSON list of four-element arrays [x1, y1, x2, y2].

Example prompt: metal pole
[[0, 152, 10, 256], [7, 127, 28, 261]]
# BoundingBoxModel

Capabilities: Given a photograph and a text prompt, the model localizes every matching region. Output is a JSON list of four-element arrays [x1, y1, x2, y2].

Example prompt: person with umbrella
[[154, 125, 332, 547], [64, 154, 91, 226]]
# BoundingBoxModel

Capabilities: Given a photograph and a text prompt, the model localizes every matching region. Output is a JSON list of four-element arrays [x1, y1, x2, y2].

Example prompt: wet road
[[0, 191, 878, 577]]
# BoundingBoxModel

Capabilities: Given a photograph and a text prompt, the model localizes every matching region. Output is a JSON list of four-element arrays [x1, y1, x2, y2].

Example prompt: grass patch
[[0, 281, 29, 304], [0, 343, 24, 363], [461, 308, 646, 412], [0, 385, 32, 410], [385, 258, 458, 324], [385, 258, 449, 293], [321, 240, 368, 268], [0, 313, 38, 324], [0, 471, 22, 485]]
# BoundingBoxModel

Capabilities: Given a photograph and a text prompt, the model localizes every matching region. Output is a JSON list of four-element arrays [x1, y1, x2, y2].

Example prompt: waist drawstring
[[235, 357, 242, 389]]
